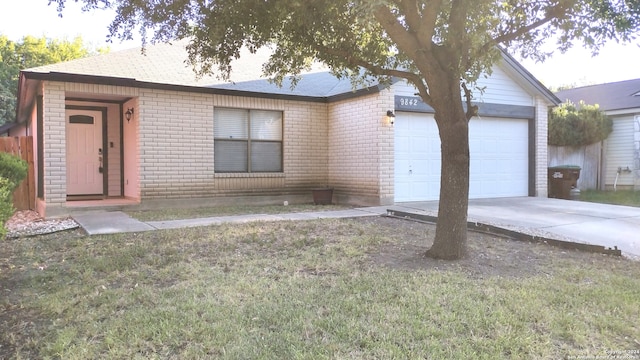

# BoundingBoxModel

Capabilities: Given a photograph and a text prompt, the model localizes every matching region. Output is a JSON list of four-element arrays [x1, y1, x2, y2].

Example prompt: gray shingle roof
[[26, 40, 269, 87], [555, 78, 640, 112], [25, 39, 358, 97], [22, 40, 555, 103], [209, 71, 381, 98]]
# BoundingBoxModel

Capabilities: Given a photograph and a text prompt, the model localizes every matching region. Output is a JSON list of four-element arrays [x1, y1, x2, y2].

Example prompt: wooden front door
[[66, 109, 104, 196]]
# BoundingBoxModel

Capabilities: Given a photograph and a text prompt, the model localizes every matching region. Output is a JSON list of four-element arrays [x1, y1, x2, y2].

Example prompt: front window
[[214, 108, 283, 172]]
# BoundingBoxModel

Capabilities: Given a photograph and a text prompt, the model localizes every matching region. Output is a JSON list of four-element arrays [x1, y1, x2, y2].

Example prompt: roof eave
[[15, 71, 37, 125], [604, 107, 640, 116], [498, 48, 561, 106], [21, 70, 385, 103]]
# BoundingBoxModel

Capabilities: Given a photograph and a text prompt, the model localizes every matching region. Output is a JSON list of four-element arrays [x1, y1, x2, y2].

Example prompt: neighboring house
[[556, 79, 640, 190], [14, 41, 558, 218]]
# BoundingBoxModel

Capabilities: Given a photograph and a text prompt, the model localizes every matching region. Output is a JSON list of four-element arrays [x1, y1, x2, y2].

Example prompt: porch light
[[386, 110, 395, 125], [125, 108, 134, 123]]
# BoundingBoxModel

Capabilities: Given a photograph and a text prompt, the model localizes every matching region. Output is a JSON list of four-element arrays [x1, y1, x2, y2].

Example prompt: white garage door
[[394, 112, 529, 202]]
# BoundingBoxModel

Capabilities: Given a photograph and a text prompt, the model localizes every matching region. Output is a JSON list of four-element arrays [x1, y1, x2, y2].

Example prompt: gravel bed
[[5, 210, 81, 239]]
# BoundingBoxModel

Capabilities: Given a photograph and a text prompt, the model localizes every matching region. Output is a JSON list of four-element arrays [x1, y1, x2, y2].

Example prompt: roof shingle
[[555, 78, 640, 112], [27, 40, 271, 87]]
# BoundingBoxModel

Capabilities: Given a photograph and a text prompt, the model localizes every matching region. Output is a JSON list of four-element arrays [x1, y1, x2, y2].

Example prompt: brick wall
[[534, 96, 549, 197], [42, 81, 67, 208], [123, 98, 140, 199], [131, 91, 329, 199], [281, 100, 329, 189], [137, 89, 215, 198], [328, 90, 395, 205], [634, 115, 640, 190]]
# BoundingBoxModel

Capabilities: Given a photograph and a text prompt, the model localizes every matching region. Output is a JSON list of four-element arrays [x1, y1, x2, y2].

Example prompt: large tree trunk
[[425, 80, 471, 260]]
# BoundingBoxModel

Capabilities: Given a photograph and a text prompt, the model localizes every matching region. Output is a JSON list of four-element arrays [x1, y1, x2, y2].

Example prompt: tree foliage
[[549, 101, 613, 146], [49, 0, 640, 259], [0, 35, 101, 125], [0, 152, 28, 239]]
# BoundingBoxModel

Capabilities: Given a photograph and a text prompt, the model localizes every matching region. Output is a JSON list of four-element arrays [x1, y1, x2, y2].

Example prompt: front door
[[66, 109, 104, 197]]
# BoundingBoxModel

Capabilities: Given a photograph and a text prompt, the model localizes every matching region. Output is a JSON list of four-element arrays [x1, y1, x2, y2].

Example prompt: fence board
[[0, 136, 35, 210], [549, 143, 601, 190]]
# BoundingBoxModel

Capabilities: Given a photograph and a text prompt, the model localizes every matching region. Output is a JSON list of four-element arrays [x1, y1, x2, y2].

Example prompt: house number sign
[[394, 95, 434, 113], [398, 97, 420, 107]]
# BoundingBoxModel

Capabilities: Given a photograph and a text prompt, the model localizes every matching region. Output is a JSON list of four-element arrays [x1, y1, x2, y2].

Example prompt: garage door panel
[[395, 113, 528, 202], [395, 139, 410, 153]]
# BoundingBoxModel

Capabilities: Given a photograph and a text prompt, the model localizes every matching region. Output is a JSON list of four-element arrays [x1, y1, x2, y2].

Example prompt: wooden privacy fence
[[549, 143, 602, 190], [0, 136, 35, 210]]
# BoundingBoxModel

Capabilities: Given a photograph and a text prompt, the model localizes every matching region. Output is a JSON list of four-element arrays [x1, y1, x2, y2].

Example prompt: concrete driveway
[[392, 197, 640, 258]]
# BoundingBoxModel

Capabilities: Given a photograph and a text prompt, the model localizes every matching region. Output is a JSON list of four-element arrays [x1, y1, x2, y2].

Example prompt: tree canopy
[[51, 1, 640, 93], [0, 35, 102, 124], [49, 0, 640, 259]]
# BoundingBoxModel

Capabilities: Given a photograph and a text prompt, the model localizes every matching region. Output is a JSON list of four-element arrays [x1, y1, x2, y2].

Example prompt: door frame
[[65, 105, 108, 199]]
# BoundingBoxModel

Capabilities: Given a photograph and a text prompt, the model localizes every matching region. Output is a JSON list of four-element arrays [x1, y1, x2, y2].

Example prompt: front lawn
[[1, 217, 639, 359], [580, 189, 640, 207]]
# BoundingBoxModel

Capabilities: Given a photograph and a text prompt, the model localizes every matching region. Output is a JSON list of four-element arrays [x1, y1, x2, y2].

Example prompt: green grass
[[580, 189, 640, 207], [126, 203, 352, 221], [2, 218, 639, 359]]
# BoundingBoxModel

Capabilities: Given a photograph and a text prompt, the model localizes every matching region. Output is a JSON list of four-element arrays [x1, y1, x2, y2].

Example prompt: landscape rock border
[[5, 210, 80, 239]]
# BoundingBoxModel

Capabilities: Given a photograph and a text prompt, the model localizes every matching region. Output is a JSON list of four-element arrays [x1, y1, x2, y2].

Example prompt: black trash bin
[[548, 165, 581, 199]]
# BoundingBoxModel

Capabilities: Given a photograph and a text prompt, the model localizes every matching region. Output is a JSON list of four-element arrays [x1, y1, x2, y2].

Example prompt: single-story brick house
[[556, 79, 640, 190], [14, 41, 559, 217]]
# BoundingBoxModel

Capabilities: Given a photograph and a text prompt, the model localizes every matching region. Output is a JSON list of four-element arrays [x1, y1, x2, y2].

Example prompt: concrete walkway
[[72, 207, 388, 234], [72, 197, 640, 258]]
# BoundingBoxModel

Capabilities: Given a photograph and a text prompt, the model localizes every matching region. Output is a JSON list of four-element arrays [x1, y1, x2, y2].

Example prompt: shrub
[[0, 152, 28, 239], [548, 101, 613, 146], [0, 177, 14, 239], [0, 152, 28, 188]]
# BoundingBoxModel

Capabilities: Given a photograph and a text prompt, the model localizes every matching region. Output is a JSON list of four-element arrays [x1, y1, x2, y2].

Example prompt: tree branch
[[480, 3, 567, 53], [371, 3, 441, 104], [372, 5, 431, 63], [312, 43, 433, 105], [397, 0, 442, 51], [461, 82, 477, 121]]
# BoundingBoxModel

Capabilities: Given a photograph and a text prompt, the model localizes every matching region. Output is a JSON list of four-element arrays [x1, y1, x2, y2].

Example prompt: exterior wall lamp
[[386, 110, 396, 126], [125, 108, 134, 123]]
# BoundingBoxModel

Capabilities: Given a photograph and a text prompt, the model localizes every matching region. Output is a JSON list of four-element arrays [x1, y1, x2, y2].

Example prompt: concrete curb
[[386, 209, 622, 257]]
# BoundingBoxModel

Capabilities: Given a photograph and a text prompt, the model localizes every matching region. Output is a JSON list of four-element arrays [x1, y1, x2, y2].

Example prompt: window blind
[[214, 108, 248, 139]]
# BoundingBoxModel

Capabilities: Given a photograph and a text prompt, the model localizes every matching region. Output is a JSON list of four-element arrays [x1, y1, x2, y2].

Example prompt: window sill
[[214, 173, 285, 178]]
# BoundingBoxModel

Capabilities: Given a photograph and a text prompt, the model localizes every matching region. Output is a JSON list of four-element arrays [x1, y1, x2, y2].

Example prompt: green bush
[[0, 177, 14, 239], [548, 101, 613, 146], [0, 152, 28, 189], [0, 152, 28, 239]]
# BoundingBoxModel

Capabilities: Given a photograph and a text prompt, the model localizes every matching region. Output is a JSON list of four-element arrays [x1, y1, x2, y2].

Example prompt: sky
[[2, 0, 640, 90]]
